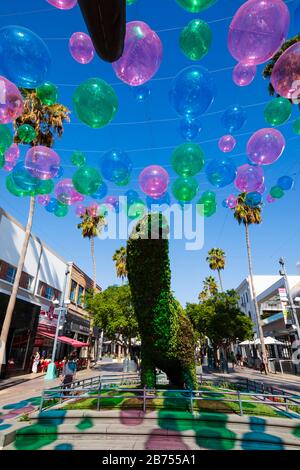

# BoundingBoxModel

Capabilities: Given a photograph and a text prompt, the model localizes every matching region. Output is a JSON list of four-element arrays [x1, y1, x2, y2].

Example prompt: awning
[[37, 331, 89, 348]]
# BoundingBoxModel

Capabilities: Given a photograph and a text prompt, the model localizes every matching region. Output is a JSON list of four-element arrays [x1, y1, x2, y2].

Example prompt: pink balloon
[[271, 42, 300, 100], [69, 32, 95, 64], [55, 178, 84, 205], [226, 194, 237, 209], [218, 135, 236, 153], [25, 146, 60, 180], [75, 204, 86, 217], [112, 21, 162, 86], [267, 194, 276, 203], [3, 162, 15, 172], [139, 165, 169, 199], [228, 0, 290, 66], [47, 0, 77, 10], [0, 76, 23, 124], [88, 202, 99, 217], [37, 194, 51, 206], [233, 63, 256, 87], [4, 143, 20, 163], [235, 164, 264, 193], [257, 182, 266, 195], [247, 128, 285, 166], [105, 195, 119, 212]]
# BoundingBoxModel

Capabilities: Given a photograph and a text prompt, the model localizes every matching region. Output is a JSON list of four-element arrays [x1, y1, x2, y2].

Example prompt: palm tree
[[203, 276, 218, 297], [77, 209, 106, 367], [206, 248, 226, 291], [0, 89, 70, 377], [233, 193, 268, 372], [113, 246, 127, 284]]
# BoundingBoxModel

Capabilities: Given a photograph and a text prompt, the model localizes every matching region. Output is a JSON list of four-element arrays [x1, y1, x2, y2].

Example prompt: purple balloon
[[88, 202, 99, 217], [139, 165, 169, 199], [267, 194, 276, 203], [47, 0, 77, 9], [256, 182, 266, 194], [233, 62, 256, 87], [75, 204, 86, 217], [4, 143, 20, 163], [0, 76, 24, 124], [228, 0, 290, 66], [226, 194, 237, 209], [271, 42, 300, 99], [105, 195, 120, 212], [3, 162, 15, 172], [37, 194, 51, 206], [247, 128, 285, 166], [25, 146, 60, 180], [55, 178, 84, 205], [69, 32, 95, 64], [218, 135, 236, 153], [112, 21, 162, 86], [235, 164, 264, 193]]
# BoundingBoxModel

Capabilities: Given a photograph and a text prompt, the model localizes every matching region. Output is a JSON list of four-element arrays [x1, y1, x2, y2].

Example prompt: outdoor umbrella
[[254, 336, 286, 346]]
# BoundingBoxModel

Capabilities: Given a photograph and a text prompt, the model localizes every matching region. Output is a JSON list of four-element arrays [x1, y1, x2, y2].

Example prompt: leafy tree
[[86, 284, 139, 358], [232, 192, 268, 371], [112, 246, 127, 284], [0, 89, 70, 376], [198, 276, 218, 301], [206, 248, 226, 291], [187, 290, 253, 367]]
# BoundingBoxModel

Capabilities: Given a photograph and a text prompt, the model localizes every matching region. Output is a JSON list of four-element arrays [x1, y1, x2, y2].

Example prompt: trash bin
[[123, 357, 129, 373]]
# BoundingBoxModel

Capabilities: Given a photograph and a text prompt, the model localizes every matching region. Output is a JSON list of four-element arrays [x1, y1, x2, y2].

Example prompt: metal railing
[[39, 383, 300, 416]]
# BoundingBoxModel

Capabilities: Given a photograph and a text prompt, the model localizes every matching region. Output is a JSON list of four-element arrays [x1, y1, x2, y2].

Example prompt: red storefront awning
[[37, 331, 88, 348]]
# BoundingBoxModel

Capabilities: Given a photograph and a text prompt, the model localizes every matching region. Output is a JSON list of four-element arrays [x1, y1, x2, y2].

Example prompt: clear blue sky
[[1, 0, 300, 305]]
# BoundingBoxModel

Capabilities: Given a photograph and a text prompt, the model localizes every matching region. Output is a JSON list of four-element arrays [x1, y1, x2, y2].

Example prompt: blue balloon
[[45, 198, 58, 213], [170, 66, 215, 119], [146, 192, 171, 210], [245, 191, 262, 208], [222, 199, 229, 208], [277, 175, 294, 191], [0, 26, 51, 89], [134, 86, 151, 103], [180, 118, 201, 141], [206, 159, 237, 188], [125, 189, 139, 204], [100, 149, 132, 184], [221, 105, 247, 133], [12, 162, 38, 192], [91, 180, 108, 200]]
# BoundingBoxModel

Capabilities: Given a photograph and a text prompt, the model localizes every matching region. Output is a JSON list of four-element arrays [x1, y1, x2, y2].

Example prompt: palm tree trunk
[[0, 196, 35, 376], [91, 237, 96, 290], [87, 237, 97, 369], [217, 269, 224, 292], [245, 223, 268, 373]]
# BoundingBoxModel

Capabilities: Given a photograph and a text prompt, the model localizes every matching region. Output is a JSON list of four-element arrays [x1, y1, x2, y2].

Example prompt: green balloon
[[17, 124, 37, 143], [270, 185, 284, 199], [36, 179, 54, 195], [201, 190, 216, 202], [55, 201, 68, 217], [0, 152, 4, 169], [176, 0, 217, 13], [72, 166, 102, 195], [6, 174, 31, 197], [264, 98, 292, 126], [172, 142, 205, 177], [293, 118, 300, 135], [71, 151, 86, 167], [116, 176, 130, 187], [197, 196, 216, 217], [180, 20, 212, 61], [73, 78, 118, 129], [36, 82, 58, 106], [127, 0, 137, 4], [172, 177, 199, 202], [127, 199, 146, 220], [0, 124, 13, 154]]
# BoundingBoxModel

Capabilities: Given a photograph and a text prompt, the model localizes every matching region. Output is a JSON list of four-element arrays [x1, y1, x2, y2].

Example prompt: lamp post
[[45, 266, 70, 380]]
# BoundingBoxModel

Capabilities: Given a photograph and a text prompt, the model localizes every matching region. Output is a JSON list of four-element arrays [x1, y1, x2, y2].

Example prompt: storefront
[[0, 292, 40, 378], [63, 312, 90, 359]]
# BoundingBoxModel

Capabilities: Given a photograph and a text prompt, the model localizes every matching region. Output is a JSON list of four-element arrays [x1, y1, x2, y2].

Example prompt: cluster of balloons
[[172, 143, 204, 177], [139, 165, 169, 199], [228, 0, 290, 86], [179, 19, 212, 61], [247, 128, 285, 166], [0, 26, 51, 88], [73, 78, 118, 128], [112, 21, 162, 86], [100, 149, 132, 185], [197, 191, 216, 217], [69, 32, 95, 64], [7, 161, 54, 198]]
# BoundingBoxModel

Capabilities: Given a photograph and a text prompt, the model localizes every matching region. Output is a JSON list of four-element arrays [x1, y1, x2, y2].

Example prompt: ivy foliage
[[127, 213, 197, 389]]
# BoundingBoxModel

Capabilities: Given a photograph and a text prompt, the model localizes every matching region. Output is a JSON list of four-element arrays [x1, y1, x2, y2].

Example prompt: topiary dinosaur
[[127, 213, 197, 390]]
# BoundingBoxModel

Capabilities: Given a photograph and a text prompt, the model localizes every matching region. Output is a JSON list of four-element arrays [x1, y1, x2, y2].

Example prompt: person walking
[[61, 355, 77, 395], [31, 352, 40, 374]]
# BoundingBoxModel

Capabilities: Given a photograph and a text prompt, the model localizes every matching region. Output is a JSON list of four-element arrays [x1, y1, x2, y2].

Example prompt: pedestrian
[[61, 355, 77, 395], [31, 352, 40, 374], [260, 360, 267, 375]]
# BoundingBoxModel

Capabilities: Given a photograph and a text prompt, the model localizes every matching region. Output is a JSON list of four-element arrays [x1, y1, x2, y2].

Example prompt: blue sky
[[0, 0, 300, 305]]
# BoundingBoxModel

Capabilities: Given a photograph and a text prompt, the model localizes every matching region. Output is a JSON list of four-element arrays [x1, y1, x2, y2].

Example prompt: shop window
[[70, 280, 77, 302], [38, 281, 61, 302], [5, 265, 17, 284], [77, 285, 84, 306]]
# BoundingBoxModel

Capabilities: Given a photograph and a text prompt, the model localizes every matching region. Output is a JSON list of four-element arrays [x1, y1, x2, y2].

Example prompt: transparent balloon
[[100, 149, 132, 184], [264, 98, 292, 126], [277, 176, 294, 191], [247, 128, 285, 166], [36, 82, 58, 106], [245, 191, 262, 208], [233, 62, 256, 87], [180, 118, 201, 141], [91, 181, 108, 200], [0, 76, 24, 124], [221, 105, 246, 133], [235, 164, 264, 193], [172, 143, 205, 177], [75, 204, 86, 217], [176, 0, 217, 13], [4, 144, 19, 163], [127, 199, 147, 219], [72, 166, 102, 196], [270, 185, 284, 199], [69, 32, 95, 64], [206, 158, 236, 188], [218, 135, 236, 153], [47, 0, 77, 9], [105, 195, 120, 213], [179, 19, 212, 61], [17, 124, 36, 143], [172, 177, 199, 202], [71, 151, 86, 167], [25, 146, 60, 180], [271, 42, 300, 100], [0, 124, 13, 154], [112, 21, 162, 86], [55, 178, 84, 205], [139, 165, 169, 199], [37, 194, 51, 206]]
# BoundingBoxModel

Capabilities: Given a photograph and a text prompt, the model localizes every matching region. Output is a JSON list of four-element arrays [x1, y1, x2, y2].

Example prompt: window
[[245, 292, 249, 303], [70, 280, 77, 302], [20, 274, 34, 291], [38, 281, 61, 302], [77, 286, 84, 306], [45, 285, 54, 300], [6, 266, 16, 284]]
